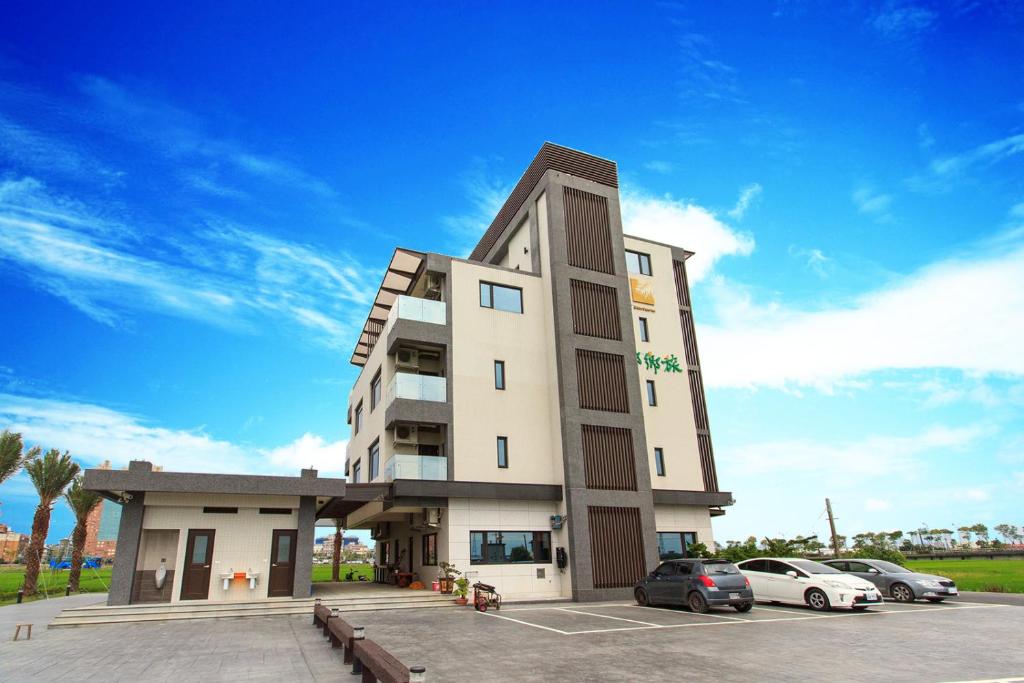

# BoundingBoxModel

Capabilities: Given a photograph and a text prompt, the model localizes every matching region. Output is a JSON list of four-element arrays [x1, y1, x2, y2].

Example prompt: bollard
[[410, 665, 427, 682], [16, 589, 23, 604], [350, 626, 365, 676], [65, 586, 71, 597]]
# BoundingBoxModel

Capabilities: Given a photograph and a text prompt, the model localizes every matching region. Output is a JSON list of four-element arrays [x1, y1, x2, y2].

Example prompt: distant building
[[84, 460, 161, 560], [0, 523, 27, 563]]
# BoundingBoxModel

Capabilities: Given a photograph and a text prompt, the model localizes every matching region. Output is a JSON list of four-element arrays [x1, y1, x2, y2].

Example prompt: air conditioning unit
[[424, 508, 441, 527], [425, 273, 443, 300], [396, 348, 419, 369], [394, 424, 418, 446]]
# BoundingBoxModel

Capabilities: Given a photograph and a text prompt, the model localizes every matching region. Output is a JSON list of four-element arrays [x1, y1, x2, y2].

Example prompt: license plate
[[729, 592, 741, 599], [948, 588, 958, 595], [865, 593, 879, 601]]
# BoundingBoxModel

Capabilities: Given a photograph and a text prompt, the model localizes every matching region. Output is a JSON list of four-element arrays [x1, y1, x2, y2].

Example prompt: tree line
[[0, 430, 101, 596]]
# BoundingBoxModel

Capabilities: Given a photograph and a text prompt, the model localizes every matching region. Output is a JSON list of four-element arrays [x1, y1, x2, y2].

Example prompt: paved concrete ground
[[0, 592, 106, 641], [1, 594, 1022, 681]]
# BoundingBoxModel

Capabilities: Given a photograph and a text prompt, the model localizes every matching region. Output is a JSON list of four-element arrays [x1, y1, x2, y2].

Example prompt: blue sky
[[0, 2, 1021, 547]]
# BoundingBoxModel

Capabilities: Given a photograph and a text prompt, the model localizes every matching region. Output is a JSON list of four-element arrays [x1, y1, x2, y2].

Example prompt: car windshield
[[870, 560, 910, 573], [788, 560, 842, 574], [702, 561, 739, 575]]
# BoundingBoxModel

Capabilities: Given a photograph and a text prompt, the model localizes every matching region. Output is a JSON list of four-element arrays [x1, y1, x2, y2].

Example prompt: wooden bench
[[354, 638, 417, 683], [327, 616, 357, 663], [13, 623, 32, 641], [313, 603, 334, 636]]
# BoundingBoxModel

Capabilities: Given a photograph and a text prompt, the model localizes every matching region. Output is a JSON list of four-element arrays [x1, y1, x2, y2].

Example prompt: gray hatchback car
[[635, 558, 754, 612], [822, 559, 959, 602]]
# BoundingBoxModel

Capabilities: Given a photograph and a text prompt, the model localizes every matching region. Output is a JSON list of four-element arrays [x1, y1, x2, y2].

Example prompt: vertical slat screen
[[576, 349, 630, 412], [564, 187, 615, 274], [697, 434, 719, 492], [582, 425, 637, 491], [365, 319, 384, 355], [570, 280, 622, 340], [687, 370, 710, 431], [680, 310, 700, 366], [588, 506, 646, 588], [672, 259, 691, 308]]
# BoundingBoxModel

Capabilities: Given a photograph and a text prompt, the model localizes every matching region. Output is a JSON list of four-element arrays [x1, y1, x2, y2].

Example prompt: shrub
[[850, 545, 907, 565]]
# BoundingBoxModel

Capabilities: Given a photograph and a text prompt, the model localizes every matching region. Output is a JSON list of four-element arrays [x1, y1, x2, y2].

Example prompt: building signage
[[636, 352, 683, 374], [629, 277, 655, 305]]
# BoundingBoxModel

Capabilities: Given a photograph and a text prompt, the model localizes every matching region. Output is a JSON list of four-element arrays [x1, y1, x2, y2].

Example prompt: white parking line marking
[[475, 610, 571, 635], [556, 608, 662, 627], [624, 605, 746, 621]]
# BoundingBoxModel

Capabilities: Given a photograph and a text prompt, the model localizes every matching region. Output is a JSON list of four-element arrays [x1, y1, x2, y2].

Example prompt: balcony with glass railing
[[386, 372, 447, 404], [382, 454, 447, 482], [386, 295, 446, 329]]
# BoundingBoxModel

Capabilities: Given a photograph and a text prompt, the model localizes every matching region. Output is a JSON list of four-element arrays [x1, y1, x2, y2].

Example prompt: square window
[[494, 360, 506, 390], [497, 436, 508, 468], [625, 250, 652, 276], [639, 317, 649, 342], [655, 447, 665, 476]]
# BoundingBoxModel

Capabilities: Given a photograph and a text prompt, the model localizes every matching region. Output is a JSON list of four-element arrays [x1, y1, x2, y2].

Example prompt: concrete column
[[293, 495, 316, 598], [108, 492, 145, 606]]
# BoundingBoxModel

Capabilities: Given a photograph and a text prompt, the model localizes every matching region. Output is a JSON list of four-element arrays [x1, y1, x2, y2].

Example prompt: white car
[[736, 557, 883, 611]]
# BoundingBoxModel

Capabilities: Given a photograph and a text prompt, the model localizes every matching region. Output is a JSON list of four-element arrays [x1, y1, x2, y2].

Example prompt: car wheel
[[806, 588, 831, 612], [891, 583, 915, 602], [926, 598, 944, 603], [635, 587, 650, 607], [733, 602, 753, 613], [688, 591, 710, 614]]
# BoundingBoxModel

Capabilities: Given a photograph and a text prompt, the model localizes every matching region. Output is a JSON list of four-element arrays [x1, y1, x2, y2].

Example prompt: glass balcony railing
[[386, 372, 447, 404], [386, 295, 446, 327], [382, 454, 447, 481]]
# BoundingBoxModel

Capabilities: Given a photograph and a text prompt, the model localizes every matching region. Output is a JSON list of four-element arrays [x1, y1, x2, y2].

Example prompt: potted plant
[[453, 577, 470, 606], [437, 561, 460, 594]]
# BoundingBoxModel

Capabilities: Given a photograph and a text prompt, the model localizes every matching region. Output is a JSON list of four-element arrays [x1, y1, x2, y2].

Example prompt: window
[[369, 440, 380, 480], [652, 563, 677, 577], [494, 360, 506, 390], [657, 531, 697, 560], [639, 317, 649, 342], [370, 370, 382, 411], [352, 460, 361, 484], [646, 380, 657, 406], [422, 533, 438, 566], [258, 508, 291, 515], [480, 282, 523, 313], [625, 250, 652, 276], [654, 447, 665, 476], [846, 561, 872, 572], [470, 531, 552, 564], [202, 506, 238, 514], [354, 401, 363, 435], [497, 436, 508, 468]]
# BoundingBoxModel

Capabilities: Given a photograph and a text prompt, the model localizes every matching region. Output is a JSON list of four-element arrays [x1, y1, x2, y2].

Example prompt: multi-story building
[[0, 523, 27, 564], [340, 143, 732, 601], [84, 460, 122, 560]]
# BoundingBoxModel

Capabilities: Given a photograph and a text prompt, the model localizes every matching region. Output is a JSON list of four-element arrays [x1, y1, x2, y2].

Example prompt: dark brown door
[[268, 529, 297, 597], [180, 529, 215, 600]]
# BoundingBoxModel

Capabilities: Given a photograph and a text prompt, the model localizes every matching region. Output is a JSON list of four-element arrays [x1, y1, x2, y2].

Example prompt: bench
[[313, 603, 334, 636], [327, 616, 357, 663], [354, 638, 423, 683]]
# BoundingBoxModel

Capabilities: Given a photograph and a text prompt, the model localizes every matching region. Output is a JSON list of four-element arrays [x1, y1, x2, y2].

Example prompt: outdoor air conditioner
[[424, 508, 441, 527], [425, 273, 443, 300], [394, 424, 418, 446], [396, 348, 419, 369]]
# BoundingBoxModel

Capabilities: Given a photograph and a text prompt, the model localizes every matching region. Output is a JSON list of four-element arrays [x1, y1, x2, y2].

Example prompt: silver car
[[822, 559, 959, 603]]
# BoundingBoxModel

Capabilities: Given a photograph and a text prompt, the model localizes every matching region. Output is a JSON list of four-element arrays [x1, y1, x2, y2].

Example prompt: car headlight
[[917, 580, 943, 589], [823, 580, 847, 588]]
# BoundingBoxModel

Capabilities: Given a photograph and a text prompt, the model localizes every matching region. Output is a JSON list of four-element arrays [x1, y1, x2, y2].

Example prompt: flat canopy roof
[[350, 247, 426, 367], [83, 460, 347, 502]]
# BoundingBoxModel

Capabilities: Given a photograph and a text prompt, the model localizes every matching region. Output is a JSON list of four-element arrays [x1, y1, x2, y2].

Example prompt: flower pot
[[439, 578, 454, 594], [455, 597, 468, 606]]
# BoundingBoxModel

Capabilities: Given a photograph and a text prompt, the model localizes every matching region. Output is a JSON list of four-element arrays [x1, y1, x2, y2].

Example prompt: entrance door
[[268, 529, 298, 597], [181, 529, 215, 600]]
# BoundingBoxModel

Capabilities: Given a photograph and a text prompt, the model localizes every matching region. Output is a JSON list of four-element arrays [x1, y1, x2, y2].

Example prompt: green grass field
[[905, 558, 1024, 593], [0, 564, 113, 606], [311, 563, 373, 583]]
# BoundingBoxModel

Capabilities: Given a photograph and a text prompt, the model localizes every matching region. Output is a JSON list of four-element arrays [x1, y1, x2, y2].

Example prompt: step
[[59, 594, 453, 618], [49, 600, 458, 628]]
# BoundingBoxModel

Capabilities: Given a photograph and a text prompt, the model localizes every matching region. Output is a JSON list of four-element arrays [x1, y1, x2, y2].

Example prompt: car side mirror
[[786, 570, 798, 578], [869, 568, 880, 574]]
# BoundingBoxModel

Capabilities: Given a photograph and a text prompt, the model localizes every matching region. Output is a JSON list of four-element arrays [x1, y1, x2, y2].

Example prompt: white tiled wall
[[445, 498, 570, 600], [140, 493, 300, 602]]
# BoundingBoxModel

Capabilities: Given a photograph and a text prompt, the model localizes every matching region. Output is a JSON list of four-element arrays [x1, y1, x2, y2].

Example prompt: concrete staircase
[[50, 590, 457, 628]]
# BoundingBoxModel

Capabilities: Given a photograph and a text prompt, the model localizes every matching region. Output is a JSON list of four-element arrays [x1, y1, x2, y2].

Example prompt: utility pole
[[826, 498, 841, 559]]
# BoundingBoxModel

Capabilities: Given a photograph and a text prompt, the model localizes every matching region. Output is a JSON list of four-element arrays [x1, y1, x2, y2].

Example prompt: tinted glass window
[[192, 535, 208, 564], [789, 559, 842, 574], [702, 561, 740, 575], [846, 561, 872, 572], [369, 441, 380, 480], [639, 317, 649, 342], [352, 461, 361, 484], [370, 372, 382, 410], [740, 560, 766, 572], [871, 560, 910, 573], [497, 436, 508, 468], [766, 560, 792, 575], [481, 282, 523, 313], [276, 534, 291, 563], [653, 563, 676, 576], [470, 531, 551, 564], [675, 563, 693, 575], [654, 448, 665, 477], [494, 360, 505, 390], [625, 250, 652, 276], [646, 380, 657, 406]]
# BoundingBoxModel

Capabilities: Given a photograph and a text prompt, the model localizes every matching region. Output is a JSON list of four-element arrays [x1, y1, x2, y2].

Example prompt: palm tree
[[331, 519, 343, 582], [0, 430, 40, 486], [23, 449, 80, 595], [64, 476, 101, 593]]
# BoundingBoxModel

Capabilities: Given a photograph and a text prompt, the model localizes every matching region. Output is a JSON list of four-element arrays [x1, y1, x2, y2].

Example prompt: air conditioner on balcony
[[394, 424, 418, 446], [396, 348, 419, 369], [424, 508, 441, 527], [425, 273, 443, 300]]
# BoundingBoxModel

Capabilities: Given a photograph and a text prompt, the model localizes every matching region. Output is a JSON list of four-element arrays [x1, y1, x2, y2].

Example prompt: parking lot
[[348, 595, 1024, 682]]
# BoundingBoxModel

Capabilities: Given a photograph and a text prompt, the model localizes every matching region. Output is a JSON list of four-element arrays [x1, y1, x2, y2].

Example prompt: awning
[[350, 248, 426, 366]]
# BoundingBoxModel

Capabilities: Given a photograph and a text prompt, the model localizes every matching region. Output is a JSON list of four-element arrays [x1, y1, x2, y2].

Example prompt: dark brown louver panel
[[471, 143, 618, 262], [672, 259, 691, 308], [687, 370, 710, 431], [564, 187, 615, 274], [680, 309, 700, 366], [588, 506, 646, 589], [697, 434, 719, 492], [570, 280, 622, 340], [581, 425, 637, 491], [576, 349, 629, 412]]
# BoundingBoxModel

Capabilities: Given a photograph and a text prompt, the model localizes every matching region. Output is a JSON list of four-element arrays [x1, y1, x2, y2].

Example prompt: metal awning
[[350, 248, 426, 366]]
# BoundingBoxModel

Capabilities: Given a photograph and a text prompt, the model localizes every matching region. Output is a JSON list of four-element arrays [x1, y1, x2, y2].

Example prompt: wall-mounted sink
[[218, 572, 234, 590], [245, 571, 260, 590]]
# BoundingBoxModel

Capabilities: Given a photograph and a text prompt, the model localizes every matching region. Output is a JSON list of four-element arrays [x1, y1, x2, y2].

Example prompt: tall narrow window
[[638, 317, 650, 342], [497, 436, 509, 468], [369, 440, 380, 480], [655, 447, 666, 476], [625, 250, 652, 276], [494, 360, 506, 390], [354, 402, 363, 435], [370, 370, 382, 411], [352, 460, 361, 484], [646, 380, 657, 406]]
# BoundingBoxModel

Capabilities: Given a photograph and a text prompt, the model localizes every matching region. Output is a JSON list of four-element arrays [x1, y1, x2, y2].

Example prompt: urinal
[[154, 559, 167, 590]]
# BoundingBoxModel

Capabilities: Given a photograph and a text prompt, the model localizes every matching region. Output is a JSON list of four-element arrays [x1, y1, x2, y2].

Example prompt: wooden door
[[268, 529, 297, 597], [180, 529, 215, 600]]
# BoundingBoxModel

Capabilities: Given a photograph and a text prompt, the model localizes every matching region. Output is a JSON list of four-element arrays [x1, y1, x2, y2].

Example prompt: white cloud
[[852, 186, 894, 221], [728, 183, 762, 219], [929, 133, 1024, 178], [871, 5, 937, 39], [787, 245, 831, 278], [0, 178, 376, 349], [954, 487, 990, 502], [643, 160, 675, 174], [699, 240, 1024, 390], [441, 159, 510, 256], [865, 498, 892, 512], [0, 392, 346, 478], [620, 188, 754, 283]]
